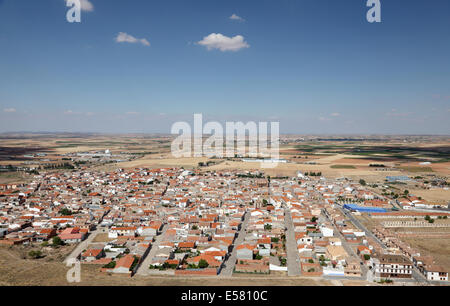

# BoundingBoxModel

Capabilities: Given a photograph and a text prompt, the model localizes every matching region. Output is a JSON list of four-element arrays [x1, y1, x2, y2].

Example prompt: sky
[[0, 0, 449, 134]]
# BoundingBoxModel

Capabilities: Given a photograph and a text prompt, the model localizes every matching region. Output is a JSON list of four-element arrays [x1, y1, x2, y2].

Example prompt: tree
[[198, 259, 209, 269], [59, 208, 72, 216], [359, 179, 367, 186], [52, 236, 64, 246]]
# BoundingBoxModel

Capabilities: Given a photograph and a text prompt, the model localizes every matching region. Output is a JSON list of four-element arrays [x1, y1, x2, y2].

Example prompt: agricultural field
[[1, 134, 448, 204]]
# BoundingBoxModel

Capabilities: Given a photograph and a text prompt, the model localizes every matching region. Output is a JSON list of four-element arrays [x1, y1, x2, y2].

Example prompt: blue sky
[[0, 0, 449, 134]]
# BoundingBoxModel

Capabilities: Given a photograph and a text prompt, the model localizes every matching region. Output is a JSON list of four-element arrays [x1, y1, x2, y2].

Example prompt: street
[[284, 206, 301, 276], [64, 227, 105, 264], [219, 212, 250, 276], [135, 224, 168, 276]]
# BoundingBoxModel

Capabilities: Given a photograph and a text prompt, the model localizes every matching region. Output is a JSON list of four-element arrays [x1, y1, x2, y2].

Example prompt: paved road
[[339, 206, 429, 284], [135, 224, 168, 276], [338, 206, 386, 250], [219, 212, 250, 277], [284, 207, 301, 276], [64, 227, 105, 264]]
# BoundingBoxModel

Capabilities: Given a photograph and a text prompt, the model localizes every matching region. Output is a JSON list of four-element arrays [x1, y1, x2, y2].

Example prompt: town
[[1, 166, 448, 285]]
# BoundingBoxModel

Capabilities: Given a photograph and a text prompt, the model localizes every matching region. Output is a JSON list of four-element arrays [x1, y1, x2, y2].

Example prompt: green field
[[330, 165, 356, 169]]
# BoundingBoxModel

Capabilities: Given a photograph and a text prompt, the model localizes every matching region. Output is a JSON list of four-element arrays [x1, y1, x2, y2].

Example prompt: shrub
[[28, 250, 42, 259]]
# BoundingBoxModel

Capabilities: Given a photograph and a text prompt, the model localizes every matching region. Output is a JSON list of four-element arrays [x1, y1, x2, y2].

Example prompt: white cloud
[[3, 108, 16, 113], [330, 112, 340, 117], [197, 33, 249, 52], [115, 32, 150, 47], [230, 14, 245, 22], [126, 111, 140, 115], [65, 0, 94, 12]]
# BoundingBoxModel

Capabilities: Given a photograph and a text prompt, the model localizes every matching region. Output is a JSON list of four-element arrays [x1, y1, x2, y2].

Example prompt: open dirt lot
[[0, 246, 339, 286], [401, 238, 450, 271]]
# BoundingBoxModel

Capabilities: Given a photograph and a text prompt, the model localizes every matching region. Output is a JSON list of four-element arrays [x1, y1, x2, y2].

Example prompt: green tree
[[59, 208, 72, 216], [52, 236, 64, 246], [198, 259, 209, 268], [359, 179, 367, 186]]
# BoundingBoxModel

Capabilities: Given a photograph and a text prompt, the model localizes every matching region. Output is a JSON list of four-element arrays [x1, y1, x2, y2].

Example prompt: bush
[[28, 250, 42, 259], [103, 261, 116, 269]]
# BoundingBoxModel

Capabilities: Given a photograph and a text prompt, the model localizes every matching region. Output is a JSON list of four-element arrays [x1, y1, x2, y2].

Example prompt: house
[[36, 228, 57, 242], [81, 248, 104, 262], [357, 245, 372, 260], [325, 245, 348, 262], [236, 244, 255, 260], [186, 254, 221, 268], [320, 226, 334, 237], [178, 241, 195, 252], [373, 254, 413, 279], [108, 227, 136, 239], [424, 265, 448, 281], [295, 232, 313, 245], [58, 227, 86, 244], [344, 258, 362, 277], [112, 254, 137, 274]]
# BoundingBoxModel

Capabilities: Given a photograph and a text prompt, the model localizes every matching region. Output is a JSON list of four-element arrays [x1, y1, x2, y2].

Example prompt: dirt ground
[[401, 238, 450, 271], [0, 246, 340, 286]]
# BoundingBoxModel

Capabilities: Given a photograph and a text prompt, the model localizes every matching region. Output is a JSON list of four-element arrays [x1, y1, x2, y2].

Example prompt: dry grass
[[0, 246, 339, 286], [407, 188, 450, 204], [0, 172, 33, 184], [91, 233, 116, 243], [401, 238, 450, 271]]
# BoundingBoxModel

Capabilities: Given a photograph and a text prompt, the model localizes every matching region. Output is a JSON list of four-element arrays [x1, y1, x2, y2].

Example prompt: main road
[[219, 212, 250, 277], [338, 205, 429, 284], [135, 224, 168, 276], [284, 206, 301, 276]]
